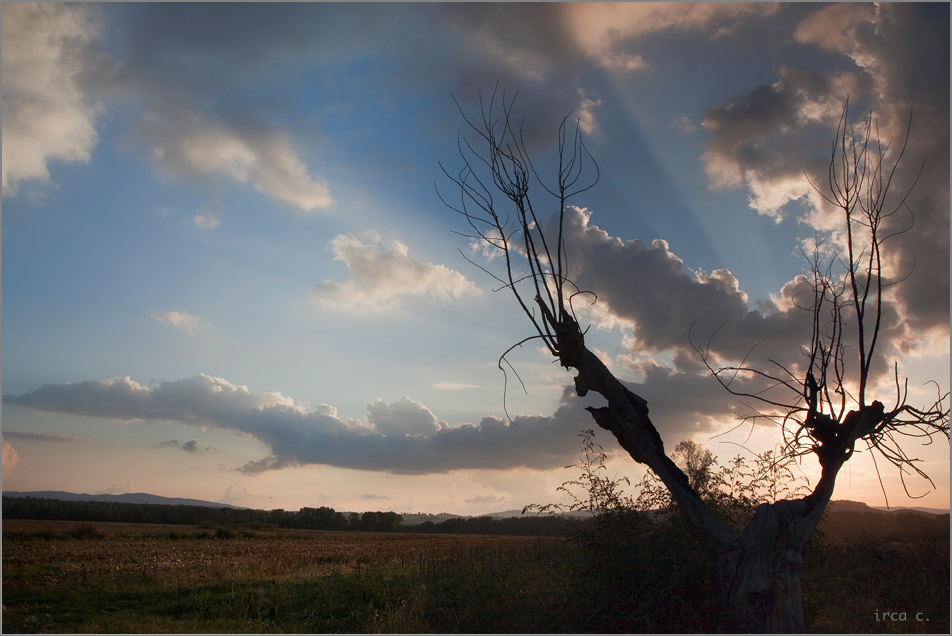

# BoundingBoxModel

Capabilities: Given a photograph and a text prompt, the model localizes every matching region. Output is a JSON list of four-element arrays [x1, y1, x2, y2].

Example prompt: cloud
[[700, 3, 949, 335], [192, 201, 221, 231], [3, 439, 20, 476], [361, 494, 391, 500], [700, 67, 870, 220], [672, 115, 698, 136], [3, 4, 343, 213], [317, 233, 481, 313], [2, 431, 87, 443], [367, 396, 443, 437], [147, 122, 333, 213], [99, 481, 135, 495], [1, 373, 607, 475], [161, 439, 213, 453], [222, 485, 277, 507], [563, 3, 780, 71], [433, 382, 479, 391], [577, 89, 602, 135], [465, 493, 507, 505], [516, 207, 925, 422], [1, 3, 107, 197], [1, 370, 753, 475], [552, 208, 757, 354], [151, 310, 208, 335]]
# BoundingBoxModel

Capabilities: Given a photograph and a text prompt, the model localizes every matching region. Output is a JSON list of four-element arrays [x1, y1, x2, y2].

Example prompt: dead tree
[[438, 89, 949, 633]]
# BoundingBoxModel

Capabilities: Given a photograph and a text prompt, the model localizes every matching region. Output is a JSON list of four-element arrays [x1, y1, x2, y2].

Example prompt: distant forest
[[2, 495, 947, 541], [0, 496, 564, 536]]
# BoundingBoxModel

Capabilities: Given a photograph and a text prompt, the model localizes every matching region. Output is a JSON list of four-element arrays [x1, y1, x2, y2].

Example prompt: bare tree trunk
[[725, 499, 824, 632], [552, 305, 851, 633]]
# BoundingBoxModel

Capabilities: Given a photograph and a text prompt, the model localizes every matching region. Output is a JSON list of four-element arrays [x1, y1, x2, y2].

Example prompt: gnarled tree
[[438, 90, 949, 632]]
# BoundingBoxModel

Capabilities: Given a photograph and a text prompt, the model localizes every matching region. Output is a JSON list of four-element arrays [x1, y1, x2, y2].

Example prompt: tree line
[[0, 495, 565, 535], [3, 492, 945, 542], [1, 496, 403, 533]]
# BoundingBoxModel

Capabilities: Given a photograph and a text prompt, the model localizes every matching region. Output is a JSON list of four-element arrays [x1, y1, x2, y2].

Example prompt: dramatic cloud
[[318, 233, 481, 313], [1, 3, 105, 197], [151, 310, 207, 335], [3, 439, 20, 476], [2, 373, 752, 476], [2, 3, 340, 213], [563, 2, 780, 71], [701, 3, 949, 334], [525, 207, 921, 420], [1, 3, 788, 209]]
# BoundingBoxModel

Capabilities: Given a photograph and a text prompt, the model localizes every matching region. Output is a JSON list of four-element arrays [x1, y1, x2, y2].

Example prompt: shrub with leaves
[[527, 431, 813, 632]]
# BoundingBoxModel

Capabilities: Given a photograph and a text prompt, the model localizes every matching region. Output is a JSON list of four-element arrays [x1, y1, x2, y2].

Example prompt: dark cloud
[[1, 374, 600, 474], [2, 431, 87, 443], [701, 3, 949, 336], [1, 371, 768, 476], [534, 207, 921, 420], [553, 207, 809, 361], [161, 439, 213, 453]]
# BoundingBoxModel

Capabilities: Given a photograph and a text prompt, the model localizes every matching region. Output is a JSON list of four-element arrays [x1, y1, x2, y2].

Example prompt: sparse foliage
[[693, 101, 949, 502], [444, 90, 949, 632]]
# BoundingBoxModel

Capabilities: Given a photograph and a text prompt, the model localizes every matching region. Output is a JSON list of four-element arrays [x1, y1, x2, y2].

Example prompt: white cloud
[[1, 3, 106, 197], [151, 310, 208, 335], [433, 381, 479, 391], [99, 481, 135, 495], [2, 439, 20, 476], [318, 233, 481, 313], [151, 124, 333, 213], [577, 89, 602, 135], [192, 201, 221, 231], [367, 396, 443, 437], [672, 115, 698, 136]]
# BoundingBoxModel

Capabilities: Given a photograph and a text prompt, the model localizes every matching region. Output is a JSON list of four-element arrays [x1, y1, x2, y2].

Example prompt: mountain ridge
[[1, 490, 245, 509]]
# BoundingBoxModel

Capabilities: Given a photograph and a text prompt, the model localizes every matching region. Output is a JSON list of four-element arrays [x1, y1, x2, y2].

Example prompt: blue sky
[[3, 2, 949, 514]]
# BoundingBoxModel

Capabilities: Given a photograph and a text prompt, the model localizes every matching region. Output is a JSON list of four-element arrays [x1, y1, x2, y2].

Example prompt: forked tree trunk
[[723, 498, 828, 632], [548, 307, 850, 633]]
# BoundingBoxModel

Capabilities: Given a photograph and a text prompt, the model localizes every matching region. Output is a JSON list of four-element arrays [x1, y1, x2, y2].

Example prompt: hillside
[[1, 490, 244, 509]]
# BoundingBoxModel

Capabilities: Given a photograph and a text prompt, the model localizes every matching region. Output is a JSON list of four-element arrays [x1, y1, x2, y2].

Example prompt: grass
[[2, 519, 577, 634], [2, 518, 948, 633]]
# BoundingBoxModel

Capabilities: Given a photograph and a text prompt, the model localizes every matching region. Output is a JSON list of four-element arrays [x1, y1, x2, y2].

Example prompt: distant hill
[[828, 499, 949, 516], [2, 491, 244, 509], [398, 512, 466, 525]]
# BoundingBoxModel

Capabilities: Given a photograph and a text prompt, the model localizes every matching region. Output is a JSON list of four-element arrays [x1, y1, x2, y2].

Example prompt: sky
[[2, 2, 949, 515]]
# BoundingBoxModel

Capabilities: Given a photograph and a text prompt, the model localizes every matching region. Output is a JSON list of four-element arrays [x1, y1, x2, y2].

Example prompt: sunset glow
[[3, 2, 948, 514]]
